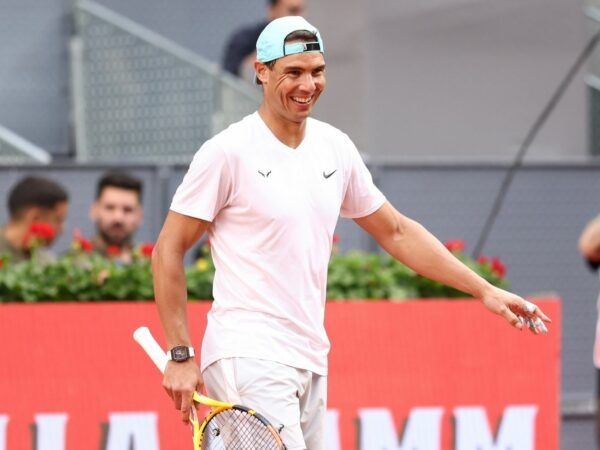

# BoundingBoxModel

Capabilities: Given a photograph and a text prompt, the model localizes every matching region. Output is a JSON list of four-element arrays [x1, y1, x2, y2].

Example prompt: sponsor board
[[0, 300, 559, 449]]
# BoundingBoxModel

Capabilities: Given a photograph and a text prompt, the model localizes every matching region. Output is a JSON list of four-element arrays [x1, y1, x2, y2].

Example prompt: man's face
[[90, 187, 143, 246], [258, 51, 326, 124], [270, 0, 304, 19], [37, 201, 69, 244]]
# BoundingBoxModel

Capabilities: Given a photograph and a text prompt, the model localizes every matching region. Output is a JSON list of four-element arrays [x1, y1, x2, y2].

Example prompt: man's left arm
[[354, 201, 551, 333]]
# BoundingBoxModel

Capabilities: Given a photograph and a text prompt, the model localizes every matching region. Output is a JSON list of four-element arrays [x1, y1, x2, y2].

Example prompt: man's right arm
[[152, 210, 210, 423]]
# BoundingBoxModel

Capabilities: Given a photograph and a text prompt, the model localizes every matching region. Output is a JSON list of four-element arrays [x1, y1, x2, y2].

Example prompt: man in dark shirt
[[222, 0, 305, 81]]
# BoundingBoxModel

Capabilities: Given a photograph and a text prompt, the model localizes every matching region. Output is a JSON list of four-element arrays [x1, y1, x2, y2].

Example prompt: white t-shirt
[[171, 112, 386, 375]]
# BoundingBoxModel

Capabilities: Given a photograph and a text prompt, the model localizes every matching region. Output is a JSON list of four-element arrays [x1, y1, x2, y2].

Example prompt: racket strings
[[202, 408, 283, 450]]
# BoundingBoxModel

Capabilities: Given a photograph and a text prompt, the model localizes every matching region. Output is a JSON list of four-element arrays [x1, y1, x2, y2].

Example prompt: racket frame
[[198, 402, 285, 448]]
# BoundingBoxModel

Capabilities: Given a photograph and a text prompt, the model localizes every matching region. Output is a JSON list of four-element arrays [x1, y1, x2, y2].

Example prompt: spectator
[[578, 213, 600, 447], [0, 176, 68, 263], [222, 0, 305, 82], [89, 171, 143, 264]]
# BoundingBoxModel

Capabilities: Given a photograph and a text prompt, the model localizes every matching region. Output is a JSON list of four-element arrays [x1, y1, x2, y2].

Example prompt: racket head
[[198, 404, 286, 450]]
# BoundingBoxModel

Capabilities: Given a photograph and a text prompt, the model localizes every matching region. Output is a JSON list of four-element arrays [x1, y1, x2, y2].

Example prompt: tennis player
[[152, 16, 551, 450]]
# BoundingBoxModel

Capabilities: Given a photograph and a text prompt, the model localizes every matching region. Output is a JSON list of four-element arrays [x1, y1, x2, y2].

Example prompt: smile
[[292, 96, 312, 105]]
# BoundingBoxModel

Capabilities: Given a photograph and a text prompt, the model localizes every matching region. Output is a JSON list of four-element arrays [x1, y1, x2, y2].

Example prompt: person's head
[[6, 176, 69, 243], [268, 0, 305, 20], [254, 16, 326, 124], [90, 171, 143, 247]]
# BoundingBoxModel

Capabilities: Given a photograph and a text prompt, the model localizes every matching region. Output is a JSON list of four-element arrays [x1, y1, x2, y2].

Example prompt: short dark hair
[[7, 176, 68, 218], [96, 171, 143, 201]]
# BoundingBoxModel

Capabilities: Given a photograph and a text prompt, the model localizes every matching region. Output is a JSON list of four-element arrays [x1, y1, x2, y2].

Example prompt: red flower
[[29, 222, 56, 240], [72, 229, 93, 253], [106, 245, 121, 256], [0, 258, 4, 269], [23, 222, 56, 248], [140, 242, 154, 258], [444, 239, 465, 253], [80, 239, 93, 253], [477, 255, 489, 265], [491, 257, 506, 278]]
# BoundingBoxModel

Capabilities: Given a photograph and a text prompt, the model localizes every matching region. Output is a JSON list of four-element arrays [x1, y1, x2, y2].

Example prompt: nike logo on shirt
[[323, 170, 337, 179]]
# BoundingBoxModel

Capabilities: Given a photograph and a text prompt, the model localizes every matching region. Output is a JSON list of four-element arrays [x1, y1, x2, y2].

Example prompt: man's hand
[[480, 286, 551, 334], [163, 360, 203, 423]]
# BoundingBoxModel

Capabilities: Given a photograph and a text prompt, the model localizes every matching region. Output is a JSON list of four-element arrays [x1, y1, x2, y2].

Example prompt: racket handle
[[133, 326, 168, 374]]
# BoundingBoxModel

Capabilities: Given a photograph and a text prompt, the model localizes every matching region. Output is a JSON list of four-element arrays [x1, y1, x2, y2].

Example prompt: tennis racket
[[133, 326, 286, 450]]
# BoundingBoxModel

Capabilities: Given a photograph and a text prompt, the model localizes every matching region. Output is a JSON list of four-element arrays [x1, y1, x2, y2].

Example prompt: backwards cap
[[256, 16, 324, 63]]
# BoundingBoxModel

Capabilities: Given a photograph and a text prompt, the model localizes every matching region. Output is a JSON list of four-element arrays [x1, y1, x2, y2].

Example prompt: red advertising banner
[[0, 299, 560, 449]]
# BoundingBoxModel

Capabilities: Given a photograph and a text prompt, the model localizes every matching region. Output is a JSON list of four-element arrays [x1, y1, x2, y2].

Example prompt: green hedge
[[0, 239, 508, 303]]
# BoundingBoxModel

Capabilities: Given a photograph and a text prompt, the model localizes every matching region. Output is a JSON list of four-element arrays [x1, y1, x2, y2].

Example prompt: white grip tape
[[133, 326, 168, 374]]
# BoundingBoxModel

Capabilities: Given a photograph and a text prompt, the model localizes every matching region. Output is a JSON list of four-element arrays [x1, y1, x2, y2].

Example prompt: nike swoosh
[[323, 170, 337, 179]]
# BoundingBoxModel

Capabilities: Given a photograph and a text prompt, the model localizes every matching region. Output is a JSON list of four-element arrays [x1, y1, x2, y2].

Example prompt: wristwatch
[[167, 345, 195, 362]]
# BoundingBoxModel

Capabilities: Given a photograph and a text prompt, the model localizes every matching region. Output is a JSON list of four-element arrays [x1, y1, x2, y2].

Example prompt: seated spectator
[[89, 171, 144, 264], [222, 0, 305, 82], [0, 176, 69, 263]]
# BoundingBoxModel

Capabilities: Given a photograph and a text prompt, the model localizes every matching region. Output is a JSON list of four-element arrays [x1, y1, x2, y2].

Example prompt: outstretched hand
[[481, 286, 551, 334]]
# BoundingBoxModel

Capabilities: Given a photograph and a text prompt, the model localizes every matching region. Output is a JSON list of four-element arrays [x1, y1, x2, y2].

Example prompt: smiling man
[[152, 16, 551, 450]]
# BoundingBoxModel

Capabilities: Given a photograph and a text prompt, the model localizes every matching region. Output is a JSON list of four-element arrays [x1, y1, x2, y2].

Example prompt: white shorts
[[202, 357, 327, 450]]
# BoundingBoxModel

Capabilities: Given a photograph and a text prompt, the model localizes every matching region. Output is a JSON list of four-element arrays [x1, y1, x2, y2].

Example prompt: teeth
[[293, 96, 311, 104]]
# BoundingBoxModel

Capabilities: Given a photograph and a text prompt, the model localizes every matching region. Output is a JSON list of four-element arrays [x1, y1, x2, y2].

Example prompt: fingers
[[516, 312, 548, 334], [535, 307, 552, 323], [502, 306, 524, 330], [163, 384, 194, 424], [503, 303, 548, 334], [522, 300, 536, 314], [528, 316, 548, 334], [522, 300, 551, 321], [180, 393, 192, 423], [513, 314, 547, 334], [520, 300, 551, 333]]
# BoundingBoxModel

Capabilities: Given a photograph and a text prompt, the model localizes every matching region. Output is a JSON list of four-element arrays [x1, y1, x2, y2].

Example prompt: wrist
[[470, 279, 496, 300]]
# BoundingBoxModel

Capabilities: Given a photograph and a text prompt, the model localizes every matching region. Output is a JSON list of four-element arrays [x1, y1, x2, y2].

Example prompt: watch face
[[171, 346, 190, 362]]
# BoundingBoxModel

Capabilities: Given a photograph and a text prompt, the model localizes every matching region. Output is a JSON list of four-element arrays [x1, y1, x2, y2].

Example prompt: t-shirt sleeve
[[340, 142, 386, 219], [170, 142, 233, 222]]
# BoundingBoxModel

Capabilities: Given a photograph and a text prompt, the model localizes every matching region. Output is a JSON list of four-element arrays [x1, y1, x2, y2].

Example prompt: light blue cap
[[256, 16, 324, 63]]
